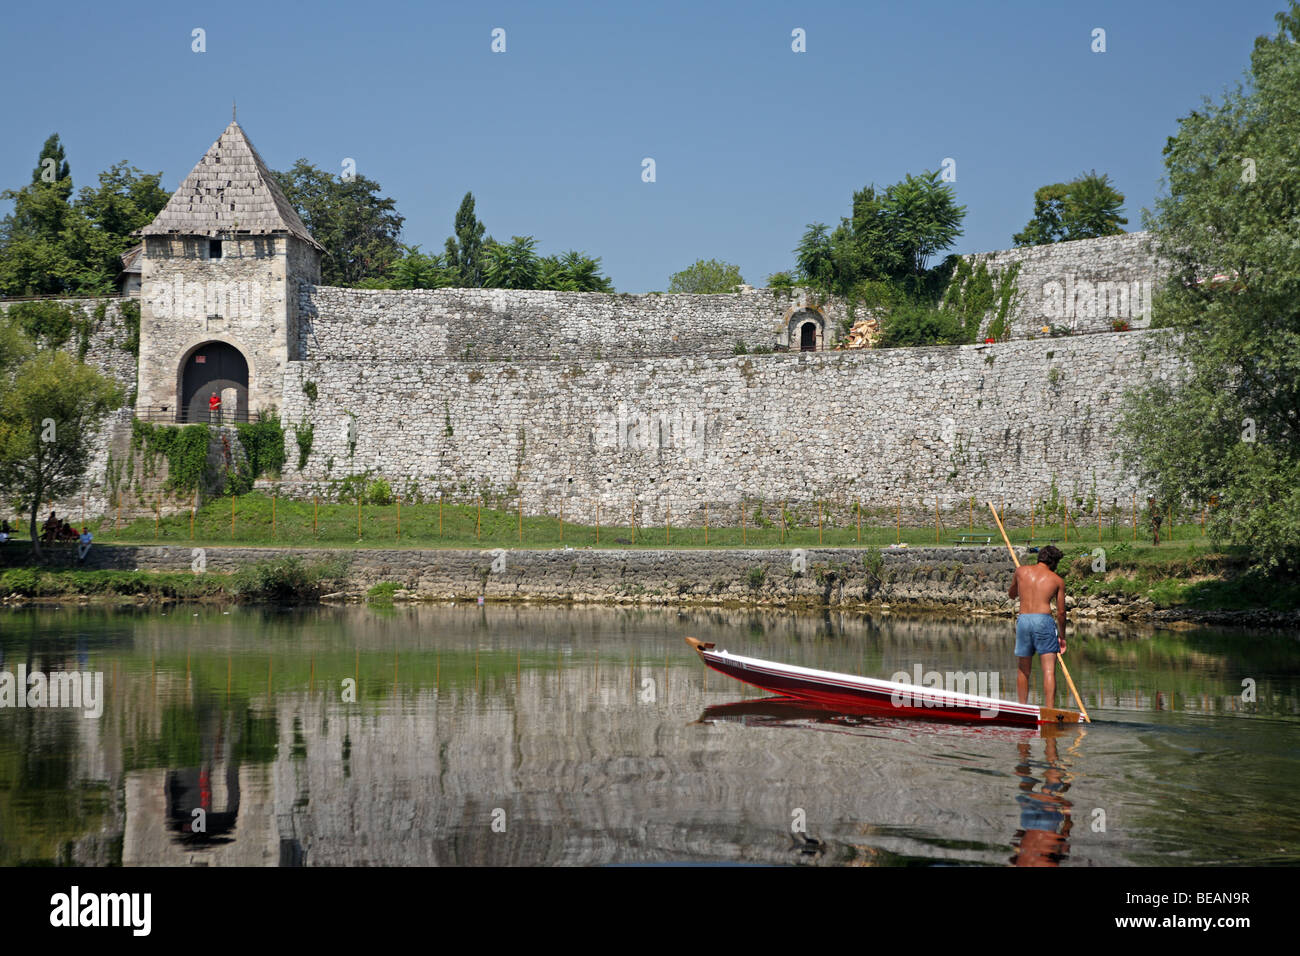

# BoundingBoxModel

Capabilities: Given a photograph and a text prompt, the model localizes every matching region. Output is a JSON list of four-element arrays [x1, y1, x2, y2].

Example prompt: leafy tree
[[0, 349, 122, 558], [60, 163, 168, 294], [274, 160, 404, 286], [1013, 171, 1128, 246], [380, 244, 458, 289], [0, 135, 76, 295], [444, 192, 486, 287], [796, 171, 965, 297], [878, 302, 965, 348], [482, 235, 541, 289], [0, 135, 168, 296], [668, 258, 745, 294], [880, 171, 966, 279], [1119, 2, 1300, 574], [539, 250, 614, 292], [794, 224, 838, 290], [5, 301, 78, 349]]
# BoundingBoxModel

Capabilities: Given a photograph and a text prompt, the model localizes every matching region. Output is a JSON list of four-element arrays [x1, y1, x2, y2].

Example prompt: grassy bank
[[2, 542, 1292, 616], [1062, 543, 1300, 612], [0, 556, 345, 604], [54, 491, 1212, 552]]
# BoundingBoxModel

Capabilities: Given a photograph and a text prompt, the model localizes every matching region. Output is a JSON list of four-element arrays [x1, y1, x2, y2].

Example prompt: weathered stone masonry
[[965, 232, 1168, 338], [298, 285, 845, 361], [280, 327, 1179, 523]]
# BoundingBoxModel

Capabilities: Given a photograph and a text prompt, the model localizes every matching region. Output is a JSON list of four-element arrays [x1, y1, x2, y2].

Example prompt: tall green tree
[[0, 348, 122, 558], [1013, 171, 1128, 246], [274, 160, 404, 286], [796, 171, 965, 297], [668, 258, 745, 293], [444, 192, 486, 287], [1119, 2, 1300, 574], [0, 135, 76, 295]]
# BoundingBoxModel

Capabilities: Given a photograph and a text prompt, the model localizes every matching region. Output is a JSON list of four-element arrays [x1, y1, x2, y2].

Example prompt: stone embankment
[[5, 542, 1286, 626]]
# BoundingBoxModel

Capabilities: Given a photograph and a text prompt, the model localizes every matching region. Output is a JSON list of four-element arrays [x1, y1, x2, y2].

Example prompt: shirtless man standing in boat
[[1007, 545, 1066, 707]]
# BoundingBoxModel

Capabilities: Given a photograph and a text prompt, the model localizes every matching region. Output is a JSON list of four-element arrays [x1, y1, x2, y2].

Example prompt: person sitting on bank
[[77, 526, 93, 562], [1007, 544, 1067, 708]]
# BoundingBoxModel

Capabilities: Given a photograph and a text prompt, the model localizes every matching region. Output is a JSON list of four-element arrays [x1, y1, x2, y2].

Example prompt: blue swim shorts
[[1015, 613, 1060, 657]]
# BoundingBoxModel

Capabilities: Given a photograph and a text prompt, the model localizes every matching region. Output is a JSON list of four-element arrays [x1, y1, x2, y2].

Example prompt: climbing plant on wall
[[130, 420, 211, 492]]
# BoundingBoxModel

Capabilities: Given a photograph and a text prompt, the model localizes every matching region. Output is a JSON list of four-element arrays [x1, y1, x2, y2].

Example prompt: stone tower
[[135, 120, 323, 424]]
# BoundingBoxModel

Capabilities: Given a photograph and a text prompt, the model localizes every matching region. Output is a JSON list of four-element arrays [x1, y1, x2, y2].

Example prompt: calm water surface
[[1, 605, 1297, 866]]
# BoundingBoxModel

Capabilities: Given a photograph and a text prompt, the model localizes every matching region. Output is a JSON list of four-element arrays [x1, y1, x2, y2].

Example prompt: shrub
[[366, 478, 393, 505], [878, 303, 965, 348], [1, 567, 40, 595], [230, 557, 345, 603], [336, 472, 369, 503], [367, 581, 401, 605]]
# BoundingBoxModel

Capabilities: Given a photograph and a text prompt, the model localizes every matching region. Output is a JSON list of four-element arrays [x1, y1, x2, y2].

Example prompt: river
[[1, 605, 1296, 866]]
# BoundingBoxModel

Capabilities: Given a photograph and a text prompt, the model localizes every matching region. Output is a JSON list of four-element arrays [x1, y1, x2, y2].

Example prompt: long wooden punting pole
[[987, 501, 1091, 722]]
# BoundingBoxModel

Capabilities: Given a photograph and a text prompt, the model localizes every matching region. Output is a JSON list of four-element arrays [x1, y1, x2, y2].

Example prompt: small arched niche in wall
[[787, 308, 824, 352]]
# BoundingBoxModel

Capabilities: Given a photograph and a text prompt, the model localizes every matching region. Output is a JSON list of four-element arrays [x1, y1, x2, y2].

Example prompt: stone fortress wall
[[297, 286, 848, 361], [4, 231, 1180, 523], [966, 231, 1168, 338], [280, 327, 1178, 523]]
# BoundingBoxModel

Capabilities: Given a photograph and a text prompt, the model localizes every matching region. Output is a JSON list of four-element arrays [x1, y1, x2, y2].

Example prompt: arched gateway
[[180, 342, 248, 423]]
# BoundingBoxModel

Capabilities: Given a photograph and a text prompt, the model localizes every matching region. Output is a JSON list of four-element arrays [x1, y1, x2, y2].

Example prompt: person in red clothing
[[208, 391, 222, 424]]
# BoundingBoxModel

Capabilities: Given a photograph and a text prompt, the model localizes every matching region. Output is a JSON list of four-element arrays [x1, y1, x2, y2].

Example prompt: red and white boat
[[686, 637, 1082, 727]]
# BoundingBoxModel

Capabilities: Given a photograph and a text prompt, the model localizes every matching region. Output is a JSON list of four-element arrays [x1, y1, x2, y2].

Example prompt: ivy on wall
[[228, 412, 287, 494], [942, 259, 1022, 342], [130, 420, 212, 492], [293, 421, 314, 471], [118, 299, 140, 356]]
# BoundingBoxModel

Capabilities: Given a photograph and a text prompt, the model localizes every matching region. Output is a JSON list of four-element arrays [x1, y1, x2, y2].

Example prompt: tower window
[[209, 239, 222, 259]]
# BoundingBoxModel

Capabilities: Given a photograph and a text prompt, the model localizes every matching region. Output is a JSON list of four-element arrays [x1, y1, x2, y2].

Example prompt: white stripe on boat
[[703, 649, 1041, 716]]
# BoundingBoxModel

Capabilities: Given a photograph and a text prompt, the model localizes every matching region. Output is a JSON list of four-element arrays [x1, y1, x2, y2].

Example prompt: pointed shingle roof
[[140, 121, 324, 251]]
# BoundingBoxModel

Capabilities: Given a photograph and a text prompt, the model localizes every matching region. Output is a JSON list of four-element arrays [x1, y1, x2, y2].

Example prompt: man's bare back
[[1010, 563, 1065, 622]]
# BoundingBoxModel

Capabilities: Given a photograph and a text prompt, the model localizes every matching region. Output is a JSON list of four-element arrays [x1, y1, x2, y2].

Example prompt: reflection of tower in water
[[1009, 737, 1073, 867], [164, 704, 240, 848]]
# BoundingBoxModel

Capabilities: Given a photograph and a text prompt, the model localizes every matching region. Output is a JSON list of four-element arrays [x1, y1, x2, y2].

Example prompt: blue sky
[[0, 0, 1286, 291]]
